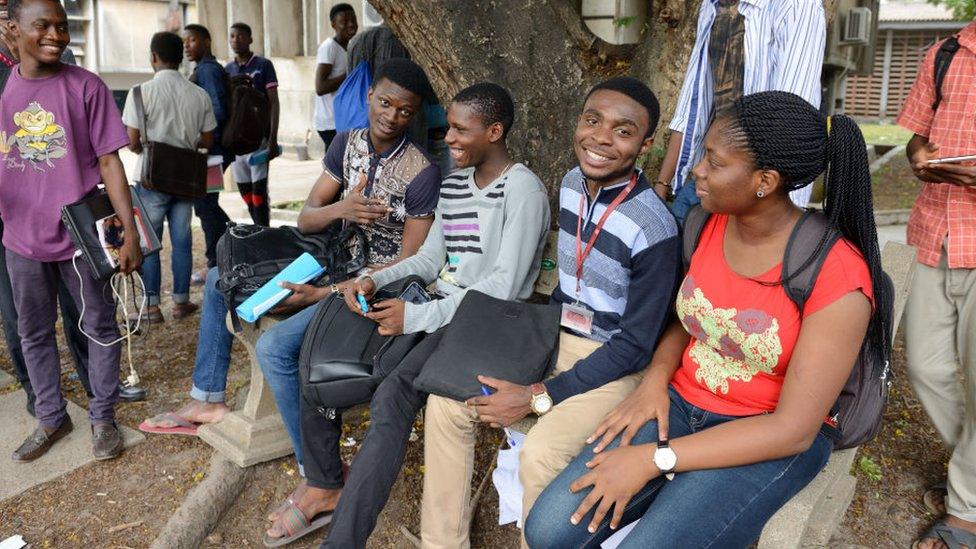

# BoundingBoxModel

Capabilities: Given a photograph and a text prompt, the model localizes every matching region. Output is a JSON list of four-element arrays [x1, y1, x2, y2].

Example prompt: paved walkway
[[0, 391, 144, 501]]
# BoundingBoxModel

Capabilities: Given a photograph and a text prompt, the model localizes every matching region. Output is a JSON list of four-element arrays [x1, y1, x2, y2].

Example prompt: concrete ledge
[[150, 452, 249, 549], [875, 209, 911, 226]]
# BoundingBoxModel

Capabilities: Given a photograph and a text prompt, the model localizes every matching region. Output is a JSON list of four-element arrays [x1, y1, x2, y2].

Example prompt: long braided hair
[[715, 91, 892, 373]]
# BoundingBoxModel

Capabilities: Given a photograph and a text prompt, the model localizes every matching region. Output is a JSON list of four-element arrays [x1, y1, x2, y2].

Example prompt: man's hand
[[909, 141, 950, 183], [340, 174, 390, 225], [267, 140, 281, 161], [117, 239, 143, 276], [924, 161, 976, 187], [365, 298, 405, 336], [587, 378, 670, 453], [465, 375, 533, 427], [269, 281, 331, 315], [343, 276, 376, 315], [569, 445, 658, 533]]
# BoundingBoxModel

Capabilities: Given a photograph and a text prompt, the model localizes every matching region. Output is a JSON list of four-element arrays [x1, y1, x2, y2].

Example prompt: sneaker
[[91, 423, 124, 460], [172, 302, 199, 319], [12, 416, 74, 462], [118, 383, 147, 402], [191, 269, 208, 286]]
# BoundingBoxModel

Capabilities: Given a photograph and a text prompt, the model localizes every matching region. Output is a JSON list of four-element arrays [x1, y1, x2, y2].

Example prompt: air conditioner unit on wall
[[842, 7, 872, 45], [362, 1, 383, 27]]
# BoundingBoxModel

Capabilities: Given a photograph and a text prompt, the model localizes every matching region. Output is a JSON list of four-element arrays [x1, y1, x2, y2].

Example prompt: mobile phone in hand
[[927, 154, 976, 165], [399, 281, 431, 305]]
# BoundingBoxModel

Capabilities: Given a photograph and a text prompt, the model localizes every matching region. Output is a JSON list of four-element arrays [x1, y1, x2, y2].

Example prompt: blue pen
[[480, 385, 515, 445], [357, 294, 369, 313]]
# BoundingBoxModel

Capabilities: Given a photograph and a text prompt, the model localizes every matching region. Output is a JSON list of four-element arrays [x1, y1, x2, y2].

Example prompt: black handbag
[[133, 85, 208, 200], [414, 291, 561, 402], [215, 222, 367, 330], [299, 276, 428, 410]]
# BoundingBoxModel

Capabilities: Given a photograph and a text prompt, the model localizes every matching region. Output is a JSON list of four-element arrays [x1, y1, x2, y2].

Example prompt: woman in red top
[[524, 91, 891, 548]]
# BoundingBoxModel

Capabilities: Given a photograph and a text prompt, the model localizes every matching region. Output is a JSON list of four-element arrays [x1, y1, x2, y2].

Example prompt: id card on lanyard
[[562, 173, 638, 334]]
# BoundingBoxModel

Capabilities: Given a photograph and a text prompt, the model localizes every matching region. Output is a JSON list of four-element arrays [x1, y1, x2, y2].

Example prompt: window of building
[[64, 0, 91, 65]]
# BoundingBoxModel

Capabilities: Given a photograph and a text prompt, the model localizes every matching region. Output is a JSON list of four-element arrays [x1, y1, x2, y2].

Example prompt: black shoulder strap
[[933, 35, 961, 111], [781, 210, 841, 312], [681, 205, 711, 270]]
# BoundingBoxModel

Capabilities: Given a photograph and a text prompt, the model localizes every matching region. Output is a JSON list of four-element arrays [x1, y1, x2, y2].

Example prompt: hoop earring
[[756, 190, 765, 198]]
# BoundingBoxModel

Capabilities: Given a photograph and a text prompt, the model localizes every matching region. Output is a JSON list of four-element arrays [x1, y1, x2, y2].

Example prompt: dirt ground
[[0, 189, 953, 549]]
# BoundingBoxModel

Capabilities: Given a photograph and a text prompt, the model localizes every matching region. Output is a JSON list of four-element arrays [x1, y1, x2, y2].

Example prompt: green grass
[[858, 123, 913, 147], [271, 200, 305, 211]]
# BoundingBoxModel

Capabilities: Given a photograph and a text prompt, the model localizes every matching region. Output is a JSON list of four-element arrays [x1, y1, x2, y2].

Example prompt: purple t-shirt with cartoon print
[[0, 64, 129, 262]]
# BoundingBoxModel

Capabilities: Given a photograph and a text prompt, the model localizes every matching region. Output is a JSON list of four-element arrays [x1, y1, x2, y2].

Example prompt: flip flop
[[138, 412, 201, 436], [924, 481, 948, 515], [263, 503, 333, 547], [913, 519, 976, 549]]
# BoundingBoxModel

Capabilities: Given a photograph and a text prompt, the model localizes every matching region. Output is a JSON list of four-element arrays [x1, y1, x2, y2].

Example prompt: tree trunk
[[369, 0, 835, 198]]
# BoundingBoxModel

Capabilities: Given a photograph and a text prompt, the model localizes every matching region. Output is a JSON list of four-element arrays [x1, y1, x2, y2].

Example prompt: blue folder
[[235, 253, 326, 323]]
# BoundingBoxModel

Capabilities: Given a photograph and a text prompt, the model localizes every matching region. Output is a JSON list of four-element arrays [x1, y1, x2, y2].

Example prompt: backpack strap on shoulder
[[782, 209, 841, 313], [933, 35, 961, 111], [682, 205, 710, 271]]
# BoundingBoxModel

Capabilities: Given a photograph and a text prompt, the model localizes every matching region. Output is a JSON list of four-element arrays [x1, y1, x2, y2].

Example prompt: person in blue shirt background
[[183, 23, 232, 283], [226, 22, 280, 227]]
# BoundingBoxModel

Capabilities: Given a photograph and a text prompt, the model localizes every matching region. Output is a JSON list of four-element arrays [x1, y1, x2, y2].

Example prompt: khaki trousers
[[905, 254, 976, 521], [420, 332, 643, 548]]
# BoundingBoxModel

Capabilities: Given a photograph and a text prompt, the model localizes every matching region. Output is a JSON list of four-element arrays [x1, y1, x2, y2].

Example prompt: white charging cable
[[71, 252, 146, 387]]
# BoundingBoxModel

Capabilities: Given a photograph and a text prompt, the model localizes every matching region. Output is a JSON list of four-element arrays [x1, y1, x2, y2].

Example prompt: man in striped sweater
[[303, 82, 551, 548], [421, 77, 682, 548]]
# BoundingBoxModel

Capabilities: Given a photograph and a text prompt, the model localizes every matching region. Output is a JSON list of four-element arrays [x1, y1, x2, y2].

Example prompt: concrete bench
[[200, 231, 916, 548]]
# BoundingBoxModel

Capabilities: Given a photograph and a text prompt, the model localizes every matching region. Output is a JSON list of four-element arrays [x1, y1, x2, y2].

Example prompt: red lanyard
[[575, 173, 638, 297]]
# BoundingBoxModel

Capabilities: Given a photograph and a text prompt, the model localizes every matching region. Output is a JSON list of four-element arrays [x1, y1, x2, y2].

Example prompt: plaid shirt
[[897, 21, 976, 269]]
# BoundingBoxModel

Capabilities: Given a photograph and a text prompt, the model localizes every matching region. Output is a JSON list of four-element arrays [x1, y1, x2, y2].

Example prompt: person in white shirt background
[[313, 3, 358, 153], [655, 0, 826, 224]]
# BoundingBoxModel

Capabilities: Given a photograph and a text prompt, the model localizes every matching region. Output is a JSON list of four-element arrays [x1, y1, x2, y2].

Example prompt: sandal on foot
[[913, 520, 976, 549], [138, 412, 201, 436], [262, 504, 333, 547], [924, 481, 948, 515]]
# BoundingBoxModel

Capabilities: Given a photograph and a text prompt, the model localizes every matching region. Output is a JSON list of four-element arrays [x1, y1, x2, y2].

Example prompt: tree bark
[[369, 0, 835, 197]]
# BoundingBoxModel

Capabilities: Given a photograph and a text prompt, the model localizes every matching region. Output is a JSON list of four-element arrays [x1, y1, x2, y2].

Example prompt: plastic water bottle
[[248, 144, 283, 166]]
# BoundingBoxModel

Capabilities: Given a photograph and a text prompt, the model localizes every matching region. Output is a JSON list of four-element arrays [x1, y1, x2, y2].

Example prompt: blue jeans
[[670, 180, 700, 227], [524, 388, 832, 549], [135, 185, 193, 306], [255, 304, 318, 467], [189, 268, 235, 403]]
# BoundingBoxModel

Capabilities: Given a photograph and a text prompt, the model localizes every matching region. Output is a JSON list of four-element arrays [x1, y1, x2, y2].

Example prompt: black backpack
[[221, 74, 271, 156], [682, 206, 894, 450], [215, 222, 367, 330], [932, 35, 961, 110]]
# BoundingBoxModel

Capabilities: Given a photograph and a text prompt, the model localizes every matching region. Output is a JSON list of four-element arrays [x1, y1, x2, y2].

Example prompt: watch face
[[533, 394, 553, 414], [654, 447, 677, 471]]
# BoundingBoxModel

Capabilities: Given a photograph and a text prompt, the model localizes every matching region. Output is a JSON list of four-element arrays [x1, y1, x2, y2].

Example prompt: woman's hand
[[569, 445, 659, 532], [588, 378, 670, 453]]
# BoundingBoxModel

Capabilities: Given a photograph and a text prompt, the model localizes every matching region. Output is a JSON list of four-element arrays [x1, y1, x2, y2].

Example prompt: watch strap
[[530, 383, 547, 396]]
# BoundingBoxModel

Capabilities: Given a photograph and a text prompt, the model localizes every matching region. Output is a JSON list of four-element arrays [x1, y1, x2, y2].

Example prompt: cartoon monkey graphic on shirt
[[0, 101, 68, 171]]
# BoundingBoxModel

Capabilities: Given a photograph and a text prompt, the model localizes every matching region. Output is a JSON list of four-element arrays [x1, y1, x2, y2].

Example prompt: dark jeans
[[193, 192, 230, 269], [524, 387, 832, 549], [5, 250, 120, 427], [0, 220, 91, 405], [318, 130, 337, 155], [670, 179, 700, 227], [317, 329, 444, 549]]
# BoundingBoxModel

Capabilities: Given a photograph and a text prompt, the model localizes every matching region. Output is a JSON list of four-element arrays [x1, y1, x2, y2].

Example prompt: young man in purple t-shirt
[[1, 0, 142, 462]]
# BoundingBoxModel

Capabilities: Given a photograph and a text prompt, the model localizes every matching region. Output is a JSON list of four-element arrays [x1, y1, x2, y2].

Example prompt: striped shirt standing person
[[660, 0, 826, 223]]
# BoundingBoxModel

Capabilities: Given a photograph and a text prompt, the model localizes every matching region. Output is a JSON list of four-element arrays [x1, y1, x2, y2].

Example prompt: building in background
[[843, 0, 968, 120], [66, 0, 194, 105]]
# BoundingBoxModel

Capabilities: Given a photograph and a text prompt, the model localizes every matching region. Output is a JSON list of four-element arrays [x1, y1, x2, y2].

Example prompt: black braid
[[716, 91, 892, 373]]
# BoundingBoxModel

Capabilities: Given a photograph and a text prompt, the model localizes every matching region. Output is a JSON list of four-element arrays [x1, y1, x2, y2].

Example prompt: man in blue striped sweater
[[421, 76, 682, 548]]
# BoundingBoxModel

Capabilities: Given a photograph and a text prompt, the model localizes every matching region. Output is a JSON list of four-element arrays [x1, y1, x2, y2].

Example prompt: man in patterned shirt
[[898, 20, 976, 549]]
